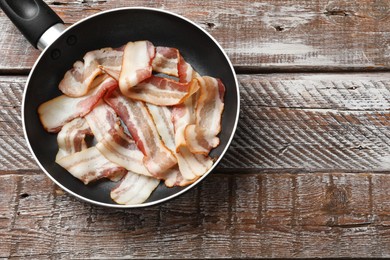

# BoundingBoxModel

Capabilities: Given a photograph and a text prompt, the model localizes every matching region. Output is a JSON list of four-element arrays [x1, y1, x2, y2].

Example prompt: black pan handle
[[0, 0, 64, 49]]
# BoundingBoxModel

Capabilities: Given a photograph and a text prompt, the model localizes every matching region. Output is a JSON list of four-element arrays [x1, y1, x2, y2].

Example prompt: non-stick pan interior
[[24, 8, 238, 206]]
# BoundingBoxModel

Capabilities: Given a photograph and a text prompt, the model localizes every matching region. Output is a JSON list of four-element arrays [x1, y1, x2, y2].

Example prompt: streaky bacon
[[104, 90, 177, 177], [176, 146, 213, 180], [152, 46, 199, 83], [146, 103, 210, 185], [163, 166, 194, 187], [152, 47, 180, 77], [125, 76, 199, 106], [38, 77, 118, 133], [146, 104, 176, 151], [55, 117, 91, 161], [96, 124, 151, 177], [119, 41, 156, 95], [185, 76, 225, 155], [111, 171, 160, 205], [56, 146, 127, 185], [172, 92, 198, 150], [85, 101, 151, 176], [172, 93, 213, 181], [178, 55, 199, 83], [84, 100, 120, 141], [59, 47, 123, 97], [146, 104, 188, 186]]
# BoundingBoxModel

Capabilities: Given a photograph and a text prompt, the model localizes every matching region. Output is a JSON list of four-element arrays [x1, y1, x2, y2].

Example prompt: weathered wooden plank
[[4, 74, 390, 173], [222, 73, 390, 171], [1, 172, 390, 258], [1, 0, 390, 72]]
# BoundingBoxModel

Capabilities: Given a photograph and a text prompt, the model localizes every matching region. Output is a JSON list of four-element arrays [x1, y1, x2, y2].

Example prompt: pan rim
[[22, 6, 240, 208]]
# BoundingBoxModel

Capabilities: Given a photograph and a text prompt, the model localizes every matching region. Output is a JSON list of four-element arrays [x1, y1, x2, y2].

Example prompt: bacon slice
[[104, 90, 177, 177], [163, 165, 195, 187], [171, 93, 213, 181], [146, 104, 176, 151], [178, 55, 199, 83], [96, 124, 151, 177], [146, 103, 211, 185], [56, 146, 127, 184], [84, 100, 120, 141], [146, 104, 187, 186], [152, 47, 180, 77], [172, 92, 198, 150], [38, 77, 118, 133], [59, 47, 123, 97], [119, 41, 155, 95], [111, 172, 160, 205], [55, 117, 91, 161], [185, 76, 225, 155], [85, 102, 151, 176], [125, 76, 199, 106], [176, 146, 213, 180]]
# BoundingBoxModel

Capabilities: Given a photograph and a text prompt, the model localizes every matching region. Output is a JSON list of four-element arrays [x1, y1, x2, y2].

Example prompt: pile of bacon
[[38, 40, 225, 205]]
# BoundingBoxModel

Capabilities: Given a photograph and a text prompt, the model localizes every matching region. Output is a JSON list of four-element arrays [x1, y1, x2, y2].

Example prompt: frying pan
[[0, 0, 239, 207]]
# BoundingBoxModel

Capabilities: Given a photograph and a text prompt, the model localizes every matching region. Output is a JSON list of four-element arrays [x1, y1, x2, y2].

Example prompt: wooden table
[[2, 0, 390, 258]]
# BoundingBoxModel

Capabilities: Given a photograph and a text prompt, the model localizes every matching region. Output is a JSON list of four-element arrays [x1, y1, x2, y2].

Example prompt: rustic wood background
[[1, 0, 390, 258]]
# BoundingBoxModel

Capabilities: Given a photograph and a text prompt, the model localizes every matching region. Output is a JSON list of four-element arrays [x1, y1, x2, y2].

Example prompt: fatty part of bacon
[[124, 76, 199, 106], [84, 100, 120, 141], [185, 76, 225, 155], [56, 146, 127, 185], [146, 103, 211, 185], [152, 47, 180, 77], [170, 96, 214, 182], [119, 41, 155, 95], [96, 126, 151, 177], [38, 77, 118, 133], [59, 47, 123, 97], [152, 46, 199, 83], [146, 104, 194, 186], [104, 90, 177, 177], [85, 102, 151, 176], [111, 171, 160, 205], [55, 117, 91, 161], [178, 55, 199, 83]]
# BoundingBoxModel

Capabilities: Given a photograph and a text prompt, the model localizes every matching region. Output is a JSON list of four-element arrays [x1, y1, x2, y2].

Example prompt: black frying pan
[[0, 0, 239, 207]]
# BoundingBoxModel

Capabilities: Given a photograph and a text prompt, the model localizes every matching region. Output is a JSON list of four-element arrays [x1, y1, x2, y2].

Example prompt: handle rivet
[[51, 49, 61, 60], [66, 35, 77, 46]]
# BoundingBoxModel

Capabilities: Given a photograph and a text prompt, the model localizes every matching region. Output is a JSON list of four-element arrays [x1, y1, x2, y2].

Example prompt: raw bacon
[[172, 92, 198, 150], [84, 100, 120, 141], [59, 47, 123, 97], [163, 166, 194, 188], [56, 146, 127, 184], [119, 41, 155, 94], [55, 117, 91, 161], [111, 171, 160, 205], [185, 76, 225, 155], [172, 93, 213, 181], [152, 47, 180, 77], [85, 102, 151, 176], [38, 77, 118, 133], [125, 76, 199, 106], [96, 124, 151, 177], [39, 41, 226, 205], [178, 55, 199, 83], [176, 146, 213, 181], [104, 90, 177, 177]]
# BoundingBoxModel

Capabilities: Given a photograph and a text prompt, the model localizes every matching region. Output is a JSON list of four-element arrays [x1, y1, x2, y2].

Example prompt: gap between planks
[[3, 67, 390, 77]]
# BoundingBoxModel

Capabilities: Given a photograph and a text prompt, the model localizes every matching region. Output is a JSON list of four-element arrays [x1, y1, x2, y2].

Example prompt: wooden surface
[[2, 0, 390, 258]]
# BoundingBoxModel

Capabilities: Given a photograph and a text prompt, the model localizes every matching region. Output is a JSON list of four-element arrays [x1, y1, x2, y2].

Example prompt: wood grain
[[1, 0, 390, 72], [2, 172, 390, 258], [3, 74, 390, 173]]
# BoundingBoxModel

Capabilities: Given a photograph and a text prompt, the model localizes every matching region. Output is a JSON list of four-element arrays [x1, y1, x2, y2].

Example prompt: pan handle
[[0, 0, 65, 50]]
